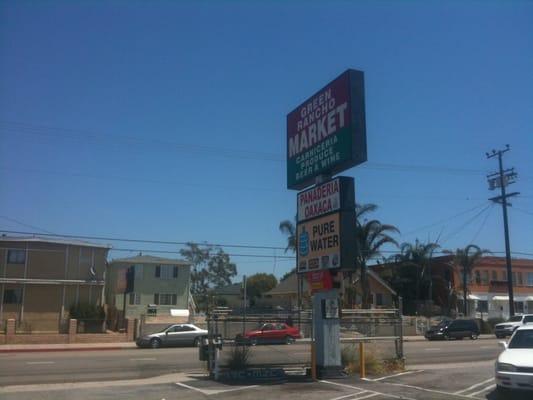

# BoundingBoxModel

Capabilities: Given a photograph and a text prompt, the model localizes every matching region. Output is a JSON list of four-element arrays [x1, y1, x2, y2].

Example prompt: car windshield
[[435, 320, 450, 328], [508, 330, 533, 349], [508, 316, 522, 322]]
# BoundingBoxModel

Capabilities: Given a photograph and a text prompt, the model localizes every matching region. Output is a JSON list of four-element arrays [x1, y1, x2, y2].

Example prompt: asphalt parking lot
[[1, 361, 532, 400]]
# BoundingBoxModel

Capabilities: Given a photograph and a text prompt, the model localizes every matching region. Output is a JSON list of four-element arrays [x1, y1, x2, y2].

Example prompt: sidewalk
[[0, 334, 496, 353], [403, 334, 494, 342], [0, 341, 137, 353]]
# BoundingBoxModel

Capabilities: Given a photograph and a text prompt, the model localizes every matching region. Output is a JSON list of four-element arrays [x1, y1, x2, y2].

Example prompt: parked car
[[235, 323, 301, 345], [495, 325, 533, 396], [424, 318, 480, 340], [136, 324, 207, 348], [494, 314, 533, 338]]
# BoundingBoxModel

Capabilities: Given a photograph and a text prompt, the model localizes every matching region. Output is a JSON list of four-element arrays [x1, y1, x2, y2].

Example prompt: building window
[[528, 272, 533, 286], [4, 288, 23, 304], [477, 300, 488, 313], [518, 272, 523, 285], [134, 265, 143, 280], [481, 270, 489, 285], [491, 270, 497, 281], [154, 293, 177, 305], [375, 293, 384, 306], [515, 302, 524, 314], [502, 271, 507, 281], [129, 293, 140, 305], [155, 265, 176, 280], [475, 271, 481, 285], [7, 250, 25, 264]]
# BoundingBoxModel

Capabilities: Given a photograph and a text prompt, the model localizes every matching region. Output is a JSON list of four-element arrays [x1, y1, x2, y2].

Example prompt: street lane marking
[[377, 381, 474, 399], [454, 378, 494, 394], [468, 384, 495, 397], [355, 394, 379, 400], [424, 348, 441, 351], [329, 392, 365, 400], [372, 370, 423, 381], [175, 382, 258, 395], [320, 380, 416, 400], [129, 358, 157, 361], [26, 361, 55, 365]]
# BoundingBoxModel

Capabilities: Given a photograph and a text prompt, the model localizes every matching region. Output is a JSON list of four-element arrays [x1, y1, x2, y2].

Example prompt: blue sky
[[1, 0, 532, 280]]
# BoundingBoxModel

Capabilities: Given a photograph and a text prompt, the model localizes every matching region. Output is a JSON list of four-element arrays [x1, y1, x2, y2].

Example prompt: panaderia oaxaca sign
[[287, 69, 367, 190], [297, 176, 355, 223], [297, 211, 356, 273]]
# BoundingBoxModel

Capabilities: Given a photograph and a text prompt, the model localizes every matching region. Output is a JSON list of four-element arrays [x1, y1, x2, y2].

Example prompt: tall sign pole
[[286, 69, 366, 377], [486, 145, 519, 317]]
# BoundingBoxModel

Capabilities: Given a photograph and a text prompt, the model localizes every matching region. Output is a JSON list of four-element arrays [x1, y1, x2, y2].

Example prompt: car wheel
[[285, 336, 295, 345], [470, 333, 479, 340], [250, 338, 258, 346], [496, 385, 510, 400], [193, 337, 201, 347], [149, 338, 162, 349], [444, 334, 450, 341]]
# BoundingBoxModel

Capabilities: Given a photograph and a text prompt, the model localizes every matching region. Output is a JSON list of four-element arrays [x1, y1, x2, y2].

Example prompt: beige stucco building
[[0, 236, 111, 332]]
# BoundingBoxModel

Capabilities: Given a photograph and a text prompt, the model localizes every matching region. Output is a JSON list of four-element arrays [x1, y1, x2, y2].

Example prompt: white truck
[[494, 314, 533, 338]]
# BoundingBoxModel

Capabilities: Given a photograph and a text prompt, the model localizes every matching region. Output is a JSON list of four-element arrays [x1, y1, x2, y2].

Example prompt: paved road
[[0, 338, 503, 386]]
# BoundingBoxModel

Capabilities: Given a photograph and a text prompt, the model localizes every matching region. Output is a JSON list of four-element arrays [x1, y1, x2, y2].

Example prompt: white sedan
[[495, 325, 533, 396]]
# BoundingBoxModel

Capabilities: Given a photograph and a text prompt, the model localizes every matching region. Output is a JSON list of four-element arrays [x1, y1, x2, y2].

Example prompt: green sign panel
[[287, 69, 367, 190]]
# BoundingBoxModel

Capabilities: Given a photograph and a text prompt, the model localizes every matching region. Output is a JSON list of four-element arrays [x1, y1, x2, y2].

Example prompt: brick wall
[[1, 318, 136, 345]]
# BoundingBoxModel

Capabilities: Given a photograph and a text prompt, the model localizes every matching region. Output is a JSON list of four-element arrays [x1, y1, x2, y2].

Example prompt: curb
[[0, 345, 136, 353]]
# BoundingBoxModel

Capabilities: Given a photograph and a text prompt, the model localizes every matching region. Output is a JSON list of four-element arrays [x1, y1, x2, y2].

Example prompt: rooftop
[[109, 254, 190, 266], [0, 235, 112, 249]]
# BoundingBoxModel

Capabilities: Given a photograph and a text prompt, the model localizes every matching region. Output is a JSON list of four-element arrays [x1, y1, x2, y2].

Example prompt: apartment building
[[105, 255, 191, 323], [0, 236, 111, 331]]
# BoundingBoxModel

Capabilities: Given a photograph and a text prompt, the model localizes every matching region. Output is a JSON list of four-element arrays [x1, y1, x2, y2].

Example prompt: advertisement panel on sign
[[297, 176, 355, 223], [287, 69, 367, 190], [307, 270, 333, 294]]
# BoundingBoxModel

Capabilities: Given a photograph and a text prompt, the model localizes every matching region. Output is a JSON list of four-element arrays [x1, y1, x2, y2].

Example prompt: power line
[[511, 207, 533, 218], [4, 119, 532, 179], [440, 204, 493, 245], [400, 202, 490, 238], [0, 229, 288, 251], [0, 216, 55, 234], [469, 204, 494, 244]]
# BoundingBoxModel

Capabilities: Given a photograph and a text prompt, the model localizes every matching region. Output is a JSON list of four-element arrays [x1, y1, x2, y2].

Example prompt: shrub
[[69, 303, 105, 321], [341, 343, 403, 375], [226, 345, 250, 370]]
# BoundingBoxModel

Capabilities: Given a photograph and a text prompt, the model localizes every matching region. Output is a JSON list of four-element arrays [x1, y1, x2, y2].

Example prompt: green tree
[[445, 245, 489, 316], [246, 273, 278, 301], [396, 240, 440, 305], [208, 248, 237, 288], [180, 243, 238, 310], [355, 203, 400, 308], [180, 242, 211, 297]]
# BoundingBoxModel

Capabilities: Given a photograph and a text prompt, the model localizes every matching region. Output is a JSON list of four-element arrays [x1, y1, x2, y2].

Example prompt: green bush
[[69, 303, 105, 321]]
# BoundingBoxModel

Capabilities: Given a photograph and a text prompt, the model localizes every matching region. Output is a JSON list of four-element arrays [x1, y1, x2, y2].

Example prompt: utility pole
[[486, 145, 519, 317], [242, 275, 247, 335]]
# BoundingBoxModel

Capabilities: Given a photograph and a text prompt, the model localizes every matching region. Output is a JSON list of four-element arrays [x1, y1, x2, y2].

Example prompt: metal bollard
[[311, 341, 317, 380], [359, 342, 365, 379]]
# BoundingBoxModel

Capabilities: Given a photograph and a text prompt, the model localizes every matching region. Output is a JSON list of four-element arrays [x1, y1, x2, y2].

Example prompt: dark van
[[425, 319, 480, 340]]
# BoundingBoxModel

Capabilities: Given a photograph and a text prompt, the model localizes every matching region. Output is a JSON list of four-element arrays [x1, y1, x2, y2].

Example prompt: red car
[[237, 323, 302, 345]]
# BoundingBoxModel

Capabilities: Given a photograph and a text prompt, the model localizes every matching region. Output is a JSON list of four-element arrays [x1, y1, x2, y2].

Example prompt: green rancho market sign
[[286, 69, 367, 190]]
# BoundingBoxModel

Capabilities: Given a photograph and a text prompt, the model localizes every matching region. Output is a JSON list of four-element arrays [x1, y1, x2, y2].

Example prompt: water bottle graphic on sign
[[299, 226, 309, 257]]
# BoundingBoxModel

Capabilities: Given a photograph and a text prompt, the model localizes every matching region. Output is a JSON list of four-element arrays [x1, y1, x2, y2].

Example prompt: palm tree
[[279, 218, 296, 254], [445, 245, 490, 316], [355, 204, 400, 308], [396, 240, 440, 306]]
